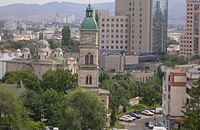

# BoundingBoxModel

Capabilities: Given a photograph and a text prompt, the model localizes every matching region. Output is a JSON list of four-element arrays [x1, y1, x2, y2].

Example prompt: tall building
[[96, 0, 168, 54], [78, 4, 109, 109], [180, 0, 200, 55], [152, 0, 168, 53]]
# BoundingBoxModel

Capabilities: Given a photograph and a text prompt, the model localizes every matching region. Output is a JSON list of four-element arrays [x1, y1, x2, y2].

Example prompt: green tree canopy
[[163, 54, 189, 67], [101, 73, 138, 112], [23, 89, 44, 121], [183, 79, 200, 130], [59, 88, 106, 130], [2, 70, 40, 91], [41, 69, 78, 93], [0, 87, 44, 130], [42, 89, 64, 126], [62, 26, 71, 46]]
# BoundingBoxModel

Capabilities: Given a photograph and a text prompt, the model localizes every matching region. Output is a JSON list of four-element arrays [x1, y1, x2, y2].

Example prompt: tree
[[59, 107, 82, 130], [2, 70, 40, 91], [110, 110, 116, 127], [182, 79, 200, 130], [42, 89, 64, 126], [59, 88, 106, 130], [41, 69, 78, 93], [23, 89, 44, 121], [62, 26, 71, 46], [0, 87, 43, 130], [99, 73, 110, 83], [167, 38, 179, 46], [163, 54, 188, 67], [48, 39, 60, 49]]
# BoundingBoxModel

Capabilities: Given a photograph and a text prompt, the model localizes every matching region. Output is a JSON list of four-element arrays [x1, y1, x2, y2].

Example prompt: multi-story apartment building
[[162, 66, 187, 129], [180, 0, 200, 55], [96, 0, 168, 54], [162, 64, 200, 129]]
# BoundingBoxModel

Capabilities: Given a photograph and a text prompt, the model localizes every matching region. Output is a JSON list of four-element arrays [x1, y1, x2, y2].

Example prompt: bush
[[126, 104, 148, 114]]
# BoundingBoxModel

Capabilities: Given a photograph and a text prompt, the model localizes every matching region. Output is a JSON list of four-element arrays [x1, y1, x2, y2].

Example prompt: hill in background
[[0, 0, 186, 25]]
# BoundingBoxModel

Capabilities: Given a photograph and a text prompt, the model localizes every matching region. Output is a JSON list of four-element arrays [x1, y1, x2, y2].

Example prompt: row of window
[[180, 45, 192, 47], [101, 40, 128, 44], [85, 53, 94, 65], [102, 18, 128, 22], [86, 76, 92, 85], [129, 1, 142, 6], [180, 49, 192, 52], [129, 8, 143, 11], [102, 24, 128, 28], [181, 36, 192, 39], [101, 29, 128, 33], [102, 35, 128, 38], [101, 46, 128, 49]]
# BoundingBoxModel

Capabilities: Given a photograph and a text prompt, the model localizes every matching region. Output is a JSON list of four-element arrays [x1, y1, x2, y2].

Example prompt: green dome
[[80, 17, 98, 31], [80, 4, 98, 31]]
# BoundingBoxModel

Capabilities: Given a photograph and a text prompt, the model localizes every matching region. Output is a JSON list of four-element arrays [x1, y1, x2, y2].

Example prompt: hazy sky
[[0, 0, 114, 6]]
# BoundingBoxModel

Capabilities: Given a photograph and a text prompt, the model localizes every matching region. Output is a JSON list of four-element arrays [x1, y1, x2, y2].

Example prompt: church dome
[[22, 48, 30, 52], [38, 48, 46, 53], [55, 48, 62, 52], [37, 40, 50, 48], [80, 4, 98, 31]]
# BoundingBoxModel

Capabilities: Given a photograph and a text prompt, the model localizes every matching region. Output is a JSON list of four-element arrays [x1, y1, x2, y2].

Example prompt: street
[[120, 115, 162, 130]]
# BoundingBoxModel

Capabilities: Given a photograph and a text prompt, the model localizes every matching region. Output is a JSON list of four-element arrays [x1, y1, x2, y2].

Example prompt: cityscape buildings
[[96, 0, 168, 54], [180, 0, 200, 55]]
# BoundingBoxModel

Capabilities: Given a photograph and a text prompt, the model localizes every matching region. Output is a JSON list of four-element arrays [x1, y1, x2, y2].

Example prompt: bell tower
[[78, 4, 99, 93]]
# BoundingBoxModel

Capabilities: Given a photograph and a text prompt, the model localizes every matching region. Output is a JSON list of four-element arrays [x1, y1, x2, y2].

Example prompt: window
[[85, 53, 94, 65], [86, 75, 92, 85]]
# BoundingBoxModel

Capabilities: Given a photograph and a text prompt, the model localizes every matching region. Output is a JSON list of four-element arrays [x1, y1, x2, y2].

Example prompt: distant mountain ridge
[[0, 0, 186, 24]]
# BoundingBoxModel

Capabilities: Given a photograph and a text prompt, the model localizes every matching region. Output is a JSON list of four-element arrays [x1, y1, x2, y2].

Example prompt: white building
[[167, 45, 180, 54], [0, 51, 17, 79]]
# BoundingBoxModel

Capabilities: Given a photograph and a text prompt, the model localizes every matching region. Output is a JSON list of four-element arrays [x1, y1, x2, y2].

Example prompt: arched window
[[90, 55, 93, 65], [85, 55, 89, 64], [89, 76, 92, 85], [86, 75, 92, 85], [85, 53, 94, 65]]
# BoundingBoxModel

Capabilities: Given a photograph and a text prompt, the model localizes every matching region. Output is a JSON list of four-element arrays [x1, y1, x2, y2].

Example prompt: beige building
[[99, 54, 139, 72], [3, 40, 78, 79], [129, 71, 154, 83], [96, 10, 129, 52], [96, 0, 153, 54]]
